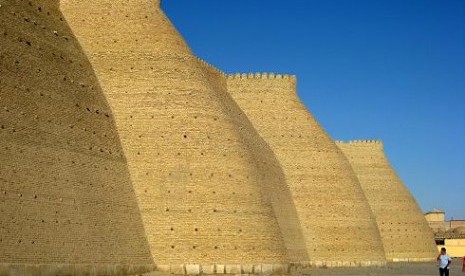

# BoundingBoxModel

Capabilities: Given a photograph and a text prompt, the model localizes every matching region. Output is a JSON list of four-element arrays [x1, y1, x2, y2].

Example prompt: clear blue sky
[[162, 0, 465, 219]]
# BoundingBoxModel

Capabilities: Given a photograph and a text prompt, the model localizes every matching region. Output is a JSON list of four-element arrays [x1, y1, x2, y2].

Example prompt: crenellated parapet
[[335, 139, 383, 145], [227, 72, 296, 80], [226, 72, 297, 97], [194, 57, 226, 77]]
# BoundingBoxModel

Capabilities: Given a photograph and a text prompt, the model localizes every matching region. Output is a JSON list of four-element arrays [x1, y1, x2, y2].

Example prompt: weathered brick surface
[[336, 140, 437, 261], [195, 59, 309, 264], [61, 0, 296, 266], [1, 0, 436, 273], [0, 0, 153, 274], [227, 74, 387, 264]]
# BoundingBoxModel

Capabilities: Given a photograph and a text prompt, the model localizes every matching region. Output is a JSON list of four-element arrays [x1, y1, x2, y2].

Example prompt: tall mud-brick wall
[[227, 74, 387, 266], [195, 58, 309, 265], [336, 140, 437, 261], [61, 0, 297, 273], [0, 0, 153, 275]]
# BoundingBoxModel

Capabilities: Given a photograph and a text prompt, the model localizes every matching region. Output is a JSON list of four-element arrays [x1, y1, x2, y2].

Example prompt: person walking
[[437, 247, 452, 276]]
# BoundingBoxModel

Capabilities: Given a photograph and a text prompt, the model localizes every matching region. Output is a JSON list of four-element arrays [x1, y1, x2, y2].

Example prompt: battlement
[[335, 139, 383, 145], [194, 57, 226, 76], [227, 72, 296, 80], [193, 58, 297, 82]]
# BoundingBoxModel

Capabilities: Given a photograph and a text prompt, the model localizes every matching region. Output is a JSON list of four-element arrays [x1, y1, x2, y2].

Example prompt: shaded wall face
[[227, 75, 387, 264], [61, 0, 290, 265], [0, 0, 153, 272], [336, 141, 437, 261]]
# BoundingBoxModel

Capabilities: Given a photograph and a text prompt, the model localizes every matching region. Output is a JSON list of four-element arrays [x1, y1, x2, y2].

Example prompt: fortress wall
[[227, 75, 387, 266], [195, 58, 309, 264], [0, 1, 153, 275], [61, 0, 293, 269], [336, 140, 438, 261]]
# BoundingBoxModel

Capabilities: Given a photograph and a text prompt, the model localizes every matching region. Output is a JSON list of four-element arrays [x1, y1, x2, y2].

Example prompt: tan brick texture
[[227, 74, 387, 265], [60, 0, 297, 268], [0, 0, 153, 274], [336, 140, 437, 261]]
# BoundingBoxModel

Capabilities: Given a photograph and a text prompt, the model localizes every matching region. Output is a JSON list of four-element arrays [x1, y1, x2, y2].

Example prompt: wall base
[[0, 263, 155, 276]]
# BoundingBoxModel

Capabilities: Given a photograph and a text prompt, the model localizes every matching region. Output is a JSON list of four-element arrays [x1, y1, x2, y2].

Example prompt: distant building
[[425, 210, 465, 257]]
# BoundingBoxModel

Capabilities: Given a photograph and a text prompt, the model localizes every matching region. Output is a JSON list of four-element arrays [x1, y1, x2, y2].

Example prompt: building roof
[[444, 226, 465, 239], [425, 208, 445, 215]]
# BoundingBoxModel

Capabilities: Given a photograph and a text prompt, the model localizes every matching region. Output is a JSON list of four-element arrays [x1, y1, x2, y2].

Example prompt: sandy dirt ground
[[294, 261, 463, 276], [140, 261, 464, 276]]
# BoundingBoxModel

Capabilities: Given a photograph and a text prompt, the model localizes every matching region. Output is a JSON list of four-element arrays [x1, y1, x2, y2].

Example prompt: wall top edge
[[335, 139, 383, 145], [226, 72, 297, 80]]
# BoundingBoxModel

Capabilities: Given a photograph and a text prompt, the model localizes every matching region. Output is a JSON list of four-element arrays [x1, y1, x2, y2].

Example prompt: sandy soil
[[140, 261, 465, 276], [293, 261, 463, 276]]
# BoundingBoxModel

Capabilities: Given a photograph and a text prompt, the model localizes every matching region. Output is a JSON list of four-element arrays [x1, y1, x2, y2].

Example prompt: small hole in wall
[[214, 246, 218, 249], [170, 227, 174, 231], [171, 245, 175, 249]]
